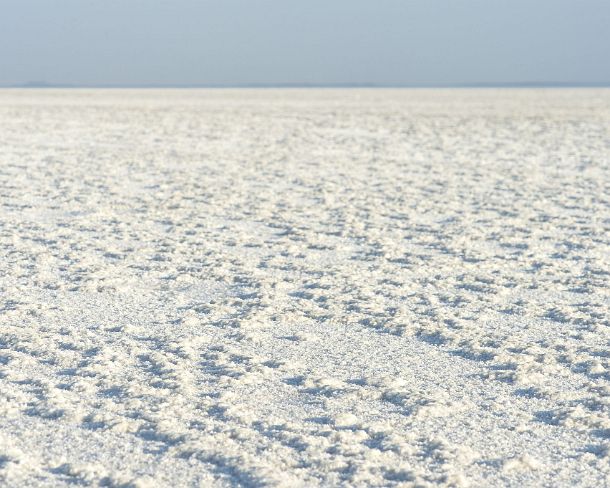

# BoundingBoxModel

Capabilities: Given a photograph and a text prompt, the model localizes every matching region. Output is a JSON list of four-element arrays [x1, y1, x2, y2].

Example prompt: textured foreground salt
[[0, 89, 609, 487]]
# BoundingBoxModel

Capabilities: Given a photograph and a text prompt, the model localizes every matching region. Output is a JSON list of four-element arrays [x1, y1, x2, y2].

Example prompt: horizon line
[[3, 81, 610, 89]]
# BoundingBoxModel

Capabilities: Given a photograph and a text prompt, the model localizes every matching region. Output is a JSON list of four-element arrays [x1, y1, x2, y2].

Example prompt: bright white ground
[[0, 89, 609, 487]]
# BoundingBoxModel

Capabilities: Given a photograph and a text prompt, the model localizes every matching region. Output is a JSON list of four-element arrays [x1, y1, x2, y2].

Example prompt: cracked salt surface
[[0, 88, 609, 487]]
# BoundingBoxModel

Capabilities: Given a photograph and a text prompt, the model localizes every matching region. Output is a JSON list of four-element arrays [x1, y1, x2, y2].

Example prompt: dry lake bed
[[0, 89, 609, 486]]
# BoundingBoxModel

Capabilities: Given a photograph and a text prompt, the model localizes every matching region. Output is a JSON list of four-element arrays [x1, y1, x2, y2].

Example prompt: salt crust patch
[[0, 89, 609, 486]]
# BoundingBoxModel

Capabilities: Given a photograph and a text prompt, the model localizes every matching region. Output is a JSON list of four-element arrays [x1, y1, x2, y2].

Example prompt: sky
[[1, 0, 609, 87]]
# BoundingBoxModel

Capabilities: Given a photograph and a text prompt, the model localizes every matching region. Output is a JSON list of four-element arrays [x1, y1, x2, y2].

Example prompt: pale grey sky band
[[1, 0, 608, 87]]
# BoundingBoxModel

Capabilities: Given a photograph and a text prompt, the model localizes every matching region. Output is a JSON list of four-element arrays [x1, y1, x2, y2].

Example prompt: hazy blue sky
[[1, 0, 609, 86]]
